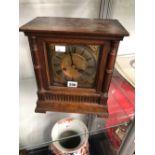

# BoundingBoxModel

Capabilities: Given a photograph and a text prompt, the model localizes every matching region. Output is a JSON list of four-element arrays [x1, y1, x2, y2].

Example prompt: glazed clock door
[[46, 44, 100, 89]]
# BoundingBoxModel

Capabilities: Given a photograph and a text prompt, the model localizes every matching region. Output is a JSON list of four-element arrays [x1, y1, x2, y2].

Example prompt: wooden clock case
[[20, 17, 129, 115]]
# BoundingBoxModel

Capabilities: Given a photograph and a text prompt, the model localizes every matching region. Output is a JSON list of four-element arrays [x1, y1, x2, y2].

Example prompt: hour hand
[[68, 47, 74, 66]]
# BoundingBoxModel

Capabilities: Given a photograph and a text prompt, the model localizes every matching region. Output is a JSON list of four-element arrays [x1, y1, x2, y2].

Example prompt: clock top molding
[[20, 17, 129, 115], [20, 17, 129, 39]]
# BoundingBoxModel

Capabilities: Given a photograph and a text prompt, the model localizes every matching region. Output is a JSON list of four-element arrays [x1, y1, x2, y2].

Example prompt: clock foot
[[35, 107, 46, 113]]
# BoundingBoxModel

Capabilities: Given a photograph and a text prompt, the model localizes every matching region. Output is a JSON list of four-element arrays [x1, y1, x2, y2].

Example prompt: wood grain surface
[[20, 17, 129, 37]]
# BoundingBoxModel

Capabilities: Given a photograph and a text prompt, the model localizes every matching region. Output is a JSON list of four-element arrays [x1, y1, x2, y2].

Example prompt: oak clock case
[[20, 17, 129, 115]]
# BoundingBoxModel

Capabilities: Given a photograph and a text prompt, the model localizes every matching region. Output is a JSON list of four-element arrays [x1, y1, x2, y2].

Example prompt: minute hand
[[69, 49, 74, 66]]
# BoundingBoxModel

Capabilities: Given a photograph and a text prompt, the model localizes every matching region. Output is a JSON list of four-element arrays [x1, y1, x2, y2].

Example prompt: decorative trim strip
[[28, 36, 44, 91], [101, 41, 119, 104], [43, 93, 100, 104]]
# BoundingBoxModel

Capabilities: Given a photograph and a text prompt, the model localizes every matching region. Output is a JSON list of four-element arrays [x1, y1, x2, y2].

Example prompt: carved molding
[[40, 93, 100, 104], [102, 41, 119, 94], [28, 36, 44, 91]]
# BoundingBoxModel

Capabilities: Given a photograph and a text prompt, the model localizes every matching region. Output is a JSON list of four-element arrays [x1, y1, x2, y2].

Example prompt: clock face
[[46, 44, 100, 88]]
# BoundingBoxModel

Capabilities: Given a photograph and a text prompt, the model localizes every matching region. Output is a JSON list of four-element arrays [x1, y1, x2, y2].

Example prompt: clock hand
[[68, 47, 74, 66]]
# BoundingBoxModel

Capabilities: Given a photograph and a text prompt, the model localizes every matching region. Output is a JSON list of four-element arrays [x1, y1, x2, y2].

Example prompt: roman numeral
[[54, 63, 59, 67], [56, 56, 61, 59], [85, 71, 91, 76], [81, 50, 85, 55], [86, 57, 92, 61], [56, 69, 62, 74], [87, 65, 94, 68], [72, 47, 76, 53]]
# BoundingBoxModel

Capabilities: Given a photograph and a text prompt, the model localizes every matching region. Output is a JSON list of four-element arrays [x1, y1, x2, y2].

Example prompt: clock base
[[35, 100, 108, 116], [35, 108, 46, 113]]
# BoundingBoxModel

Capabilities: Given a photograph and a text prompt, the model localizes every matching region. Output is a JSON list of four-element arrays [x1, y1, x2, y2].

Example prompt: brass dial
[[48, 44, 99, 88]]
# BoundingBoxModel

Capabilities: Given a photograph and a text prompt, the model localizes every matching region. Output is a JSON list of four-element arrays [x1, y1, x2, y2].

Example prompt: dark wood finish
[[36, 100, 108, 115], [101, 41, 120, 104], [19, 17, 129, 38], [20, 17, 129, 115], [28, 36, 45, 91], [96, 41, 110, 92], [19, 150, 28, 155]]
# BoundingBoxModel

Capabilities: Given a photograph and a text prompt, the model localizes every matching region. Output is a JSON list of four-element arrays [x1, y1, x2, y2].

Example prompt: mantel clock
[[20, 17, 129, 115]]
